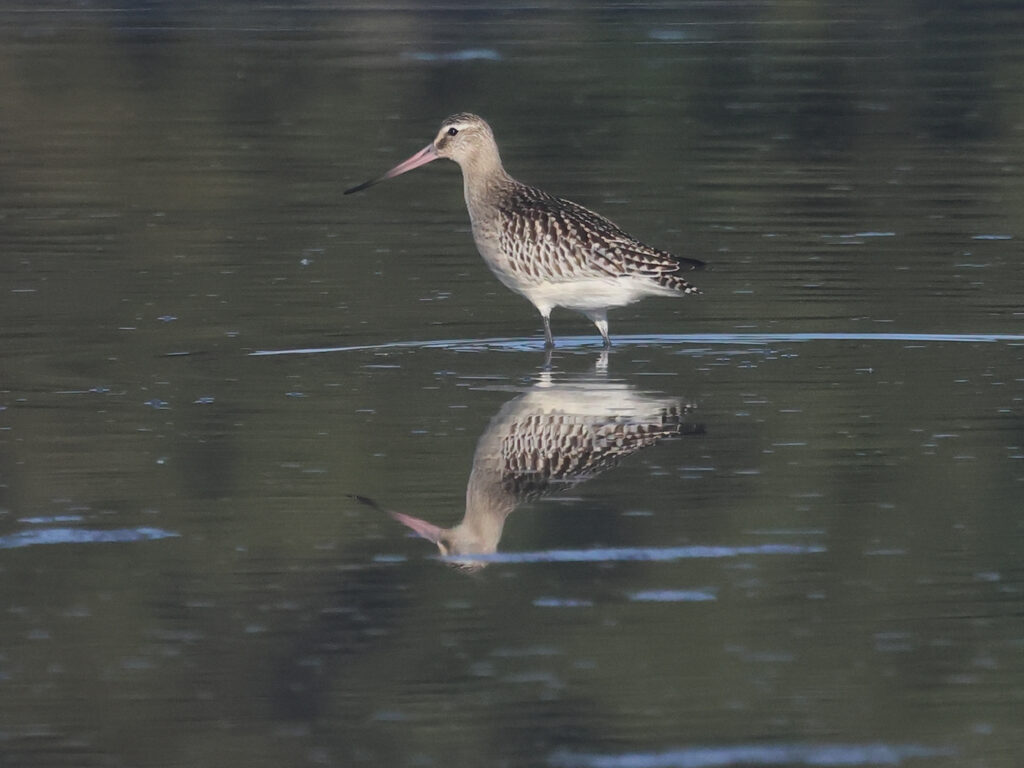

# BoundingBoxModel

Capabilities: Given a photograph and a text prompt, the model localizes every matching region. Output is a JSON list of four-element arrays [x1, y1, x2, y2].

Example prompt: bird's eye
[[447, 127, 459, 136]]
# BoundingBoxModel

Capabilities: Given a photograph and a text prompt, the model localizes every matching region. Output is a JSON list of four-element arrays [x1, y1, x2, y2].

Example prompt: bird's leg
[[587, 312, 611, 348], [542, 313, 555, 348], [541, 346, 555, 370]]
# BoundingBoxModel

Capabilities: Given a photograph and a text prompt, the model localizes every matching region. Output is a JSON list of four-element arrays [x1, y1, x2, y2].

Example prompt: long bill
[[389, 510, 445, 543], [344, 143, 439, 195]]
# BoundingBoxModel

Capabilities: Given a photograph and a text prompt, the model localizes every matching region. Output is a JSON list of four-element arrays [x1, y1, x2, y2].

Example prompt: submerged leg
[[541, 345, 555, 370], [585, 311, 611, 348], [541, 313, 555, 348]]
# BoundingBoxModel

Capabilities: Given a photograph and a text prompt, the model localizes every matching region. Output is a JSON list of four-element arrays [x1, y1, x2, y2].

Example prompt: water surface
[[1, 3, 1022, 767]]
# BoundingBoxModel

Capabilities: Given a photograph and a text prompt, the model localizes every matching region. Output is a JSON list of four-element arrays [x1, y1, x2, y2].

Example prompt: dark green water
[[1, 3, 1022, 767]]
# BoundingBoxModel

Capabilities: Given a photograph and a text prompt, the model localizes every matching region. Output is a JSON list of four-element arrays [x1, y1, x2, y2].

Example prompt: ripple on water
[[443, 543, 826, 566], [547, 742, 956, 767], [250, 332, 1024, 357], [628, 589, 718, 602], [0, 527, 179, 550]]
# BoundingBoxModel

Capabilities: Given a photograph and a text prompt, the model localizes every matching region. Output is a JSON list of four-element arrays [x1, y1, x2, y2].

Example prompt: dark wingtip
[[680, 256, 707, 271]]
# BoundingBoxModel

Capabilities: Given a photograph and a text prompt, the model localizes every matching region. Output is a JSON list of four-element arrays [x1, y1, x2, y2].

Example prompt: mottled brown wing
[[499, 408, 693, 498], [498, 185, 703, 292]]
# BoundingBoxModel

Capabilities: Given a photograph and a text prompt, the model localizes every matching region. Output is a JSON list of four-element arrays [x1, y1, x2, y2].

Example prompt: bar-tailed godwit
[[354, 377, 702, 570], [345, 113, 704, 347]]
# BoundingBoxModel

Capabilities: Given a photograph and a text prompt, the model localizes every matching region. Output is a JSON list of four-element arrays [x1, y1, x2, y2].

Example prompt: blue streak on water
[[403, 48, 501, 62], [17, 515, 85, 524], [250, 332, 1024, 356], [548, 742, 955, 767], [629, 589, 717, 602], [0, 527, 179, 550], [534, 597, 594, 608], [442, 543, 825, 566]]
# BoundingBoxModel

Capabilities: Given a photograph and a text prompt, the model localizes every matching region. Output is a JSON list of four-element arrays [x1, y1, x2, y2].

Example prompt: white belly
[[471, 222, 671, 315], [519, 276, 671, 314]]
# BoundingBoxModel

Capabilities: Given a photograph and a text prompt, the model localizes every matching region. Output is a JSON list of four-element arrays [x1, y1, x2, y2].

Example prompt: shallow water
[[2, 3, 1023, 767]]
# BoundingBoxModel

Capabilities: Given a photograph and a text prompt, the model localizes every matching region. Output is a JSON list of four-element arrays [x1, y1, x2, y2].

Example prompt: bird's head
[[344, 113, 498, 195]]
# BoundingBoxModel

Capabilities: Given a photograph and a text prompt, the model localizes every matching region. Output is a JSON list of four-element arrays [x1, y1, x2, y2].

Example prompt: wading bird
[[345, 113, 703, 347]]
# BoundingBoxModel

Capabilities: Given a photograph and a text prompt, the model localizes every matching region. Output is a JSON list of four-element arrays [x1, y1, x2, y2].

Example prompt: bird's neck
[[459, 149, 513, 219], [454, 459, 518, 555]]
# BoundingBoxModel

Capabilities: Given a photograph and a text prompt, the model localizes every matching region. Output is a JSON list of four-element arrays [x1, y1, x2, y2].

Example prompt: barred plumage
[[494, 185, 704, 291], [499, 407, 689, 498], [379, 380, 703, 570], [346, 113, 704, 347]]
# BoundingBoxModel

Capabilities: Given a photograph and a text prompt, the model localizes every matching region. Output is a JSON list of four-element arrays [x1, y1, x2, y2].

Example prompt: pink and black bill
[[344, 143, 439, 195]]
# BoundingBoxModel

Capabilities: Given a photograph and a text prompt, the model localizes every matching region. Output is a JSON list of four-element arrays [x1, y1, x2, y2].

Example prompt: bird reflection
[[374, 373, 703, 571]]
